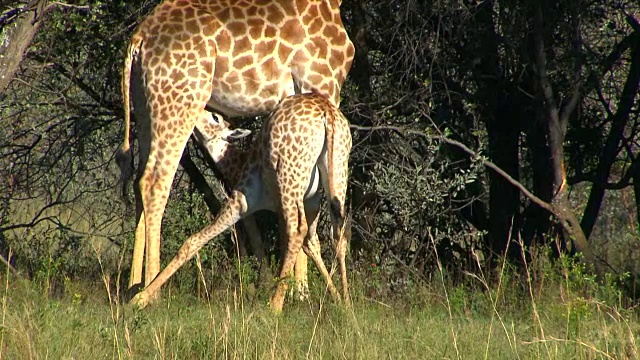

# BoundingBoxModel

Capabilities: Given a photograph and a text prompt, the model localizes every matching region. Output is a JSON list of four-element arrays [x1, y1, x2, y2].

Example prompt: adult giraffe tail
[[116, 35, 142, 200], [323, 103, 347, 230]]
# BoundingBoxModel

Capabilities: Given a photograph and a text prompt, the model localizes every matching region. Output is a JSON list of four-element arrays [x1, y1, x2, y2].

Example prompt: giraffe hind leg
[[302, 195, 340, 302], [270, 201, 307, 312], [318, 159, 351, 304], [129, 78, 152, 290], [302, 235, 341, 303]]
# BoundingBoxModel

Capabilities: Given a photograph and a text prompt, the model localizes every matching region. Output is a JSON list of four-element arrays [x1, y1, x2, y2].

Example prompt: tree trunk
[[486, 104, 521, 261], [532, 3, 602, 270], [522, 106, 554, 247], [179, 149, 222, 215], [474, 0, 521, 264], [581, 32, 640, 239], [0, 1, 48, 95], [634, 159, 640, 233]]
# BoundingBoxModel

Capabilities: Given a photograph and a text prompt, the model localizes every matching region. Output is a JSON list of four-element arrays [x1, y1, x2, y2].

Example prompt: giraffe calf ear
[[224, 128, 252, 141]]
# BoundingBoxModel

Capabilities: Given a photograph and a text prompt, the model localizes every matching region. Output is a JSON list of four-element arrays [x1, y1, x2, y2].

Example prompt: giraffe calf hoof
[[296, 284, 310, 302]]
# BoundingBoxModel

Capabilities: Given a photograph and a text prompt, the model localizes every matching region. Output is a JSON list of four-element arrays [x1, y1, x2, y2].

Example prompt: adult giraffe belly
[[207, 70, 296, 118]]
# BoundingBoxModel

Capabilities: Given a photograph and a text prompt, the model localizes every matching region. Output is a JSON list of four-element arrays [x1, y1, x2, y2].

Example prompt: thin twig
[[0, 254, 19, 278]]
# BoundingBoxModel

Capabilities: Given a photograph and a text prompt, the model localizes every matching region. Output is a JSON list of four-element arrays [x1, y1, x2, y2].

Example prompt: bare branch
[[44, 2, 90, 12], [0, 7, 25, 27], [0, 252, 20, 278]]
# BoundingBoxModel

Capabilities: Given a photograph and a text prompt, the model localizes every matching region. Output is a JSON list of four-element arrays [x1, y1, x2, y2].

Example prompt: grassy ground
[[1, 253, 639, 359]]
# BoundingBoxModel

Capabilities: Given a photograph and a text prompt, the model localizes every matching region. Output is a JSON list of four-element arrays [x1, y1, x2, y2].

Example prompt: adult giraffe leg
[[139, 125, 193, 288], [129, 95, 152, 289], [129, 211, 145, 289]]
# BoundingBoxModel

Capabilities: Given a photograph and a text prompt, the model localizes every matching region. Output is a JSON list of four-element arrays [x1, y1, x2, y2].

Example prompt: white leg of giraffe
[[302, 195, 341, 302]]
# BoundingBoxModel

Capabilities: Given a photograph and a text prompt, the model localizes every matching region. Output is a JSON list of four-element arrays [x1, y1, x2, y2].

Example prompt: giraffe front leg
[[131, 215, 237, 308], [131, 192, 247, 309], [130, 288, 152, 308]]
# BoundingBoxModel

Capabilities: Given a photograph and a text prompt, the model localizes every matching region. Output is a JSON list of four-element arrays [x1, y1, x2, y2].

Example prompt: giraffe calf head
[[221, 127, 251, 142]]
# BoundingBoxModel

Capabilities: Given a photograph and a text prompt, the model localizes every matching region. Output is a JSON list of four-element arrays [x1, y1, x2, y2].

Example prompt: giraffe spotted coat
[[131, 93, 353, 312]]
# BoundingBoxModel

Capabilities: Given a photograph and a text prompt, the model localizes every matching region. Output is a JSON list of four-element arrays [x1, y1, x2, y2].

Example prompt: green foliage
[[347, 130, 485, 285]]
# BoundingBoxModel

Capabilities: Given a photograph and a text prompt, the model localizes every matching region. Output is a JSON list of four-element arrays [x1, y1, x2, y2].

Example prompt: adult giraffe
[[118, 0, 355, 292]]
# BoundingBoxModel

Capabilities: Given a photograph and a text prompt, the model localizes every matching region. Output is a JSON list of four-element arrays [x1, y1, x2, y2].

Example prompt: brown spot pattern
[[123, 0, 355, 303]]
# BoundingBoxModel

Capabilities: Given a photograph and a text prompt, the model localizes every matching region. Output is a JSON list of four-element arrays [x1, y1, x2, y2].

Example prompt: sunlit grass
[[1, 254, 638, 360]]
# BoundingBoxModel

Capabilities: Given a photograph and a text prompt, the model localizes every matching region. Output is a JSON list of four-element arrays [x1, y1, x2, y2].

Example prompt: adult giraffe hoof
[[269, 303, 283, 314], [130, 292, 150, 309]]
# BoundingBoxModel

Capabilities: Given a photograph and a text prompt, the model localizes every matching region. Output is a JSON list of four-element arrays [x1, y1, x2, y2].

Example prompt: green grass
[[1, 259, 638, 360]]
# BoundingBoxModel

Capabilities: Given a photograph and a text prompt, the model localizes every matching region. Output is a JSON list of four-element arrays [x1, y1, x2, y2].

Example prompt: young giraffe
[[118, 0, 355, 292], [130, 93, 352, 312]]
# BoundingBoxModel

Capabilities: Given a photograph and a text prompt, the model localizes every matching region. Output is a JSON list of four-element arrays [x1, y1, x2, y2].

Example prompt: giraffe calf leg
[[293, 252, 309, 301], [336, 226, 350, 306], [269, 255, 300, 312], [303, 237, 341, 302]]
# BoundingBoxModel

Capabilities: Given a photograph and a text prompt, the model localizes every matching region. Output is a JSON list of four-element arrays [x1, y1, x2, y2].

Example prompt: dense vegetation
[[1, 0, 640, 343]]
